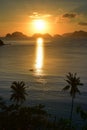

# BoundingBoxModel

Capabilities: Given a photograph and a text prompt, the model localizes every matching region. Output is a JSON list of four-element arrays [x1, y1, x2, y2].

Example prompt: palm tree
[[62, 72, 83, 124], [10, 81, 28, 105]]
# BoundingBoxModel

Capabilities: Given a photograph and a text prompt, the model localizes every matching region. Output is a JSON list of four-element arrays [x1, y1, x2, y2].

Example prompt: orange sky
[[0, 0, 87, 36]]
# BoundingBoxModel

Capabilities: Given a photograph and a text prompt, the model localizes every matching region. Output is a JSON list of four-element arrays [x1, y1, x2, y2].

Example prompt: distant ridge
[[63, 30, 87, 38], [1, 30, 87, 41], [5, 32, 29, 40], [1, 32, 53, 40]]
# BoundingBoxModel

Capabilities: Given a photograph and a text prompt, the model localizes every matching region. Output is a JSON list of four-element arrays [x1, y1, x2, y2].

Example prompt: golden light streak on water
[[35, 38, 44, 75]]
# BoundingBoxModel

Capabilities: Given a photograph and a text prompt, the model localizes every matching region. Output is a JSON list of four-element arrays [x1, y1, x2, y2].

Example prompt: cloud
[[55, 13, 76, 24], [78, 22, 87, 26], [29, 12, 40, 18], [29, 12, 52, 19], [62, 13, 77, 18]]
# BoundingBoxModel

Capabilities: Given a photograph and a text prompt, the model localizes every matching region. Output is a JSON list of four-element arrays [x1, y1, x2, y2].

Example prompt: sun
[[32, 19, 47, 33], [34, 19, 45, 30]]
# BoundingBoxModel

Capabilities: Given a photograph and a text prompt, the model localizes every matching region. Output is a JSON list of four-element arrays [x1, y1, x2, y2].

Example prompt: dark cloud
[[78, 22, 87, 26], [62, 13, 77, 18]]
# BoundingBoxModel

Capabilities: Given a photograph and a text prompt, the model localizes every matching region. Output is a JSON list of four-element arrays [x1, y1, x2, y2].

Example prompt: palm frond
[[62, 85, 70, 91], [64, 72, 83, 97], [10, 81, 28, 105], [76, 87, 81, 95]]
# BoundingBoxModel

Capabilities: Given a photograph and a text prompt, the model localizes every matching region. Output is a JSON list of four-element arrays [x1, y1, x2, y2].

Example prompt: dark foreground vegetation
[[0, 73, 87, 130]]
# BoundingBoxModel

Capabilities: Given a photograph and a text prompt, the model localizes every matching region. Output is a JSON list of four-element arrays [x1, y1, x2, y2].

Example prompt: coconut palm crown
[[10, 81, 28, 105], [63, 72, 83, 98]]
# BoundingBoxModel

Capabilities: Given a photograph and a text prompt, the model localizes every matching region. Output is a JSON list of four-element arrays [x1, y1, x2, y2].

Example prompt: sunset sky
[[0, 0, 87, 36]]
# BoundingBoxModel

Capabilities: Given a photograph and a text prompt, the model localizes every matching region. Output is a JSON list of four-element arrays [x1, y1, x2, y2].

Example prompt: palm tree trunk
[[70, 96, 74, 129]]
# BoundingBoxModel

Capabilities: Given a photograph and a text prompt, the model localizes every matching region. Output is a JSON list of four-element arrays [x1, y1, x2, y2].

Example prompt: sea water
[[0, 38, 87, 125]]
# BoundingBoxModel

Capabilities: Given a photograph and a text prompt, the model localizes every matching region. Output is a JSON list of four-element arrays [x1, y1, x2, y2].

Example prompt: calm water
[[0, 38, 87, 123]]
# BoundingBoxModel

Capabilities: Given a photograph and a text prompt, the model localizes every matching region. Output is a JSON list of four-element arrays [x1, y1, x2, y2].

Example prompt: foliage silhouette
[[62, 72, 83, 127], [10, 81, 28, 105], [0, 76, 85, 130], [76, 106, 87, 130]]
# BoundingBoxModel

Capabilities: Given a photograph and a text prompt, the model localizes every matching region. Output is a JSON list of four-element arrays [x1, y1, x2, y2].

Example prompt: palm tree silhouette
[[10, 81, 28, 105], [62, 73, 83, 124]]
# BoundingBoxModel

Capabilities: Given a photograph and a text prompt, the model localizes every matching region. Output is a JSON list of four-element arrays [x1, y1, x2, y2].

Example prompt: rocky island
[[0, 39, 4, 46]]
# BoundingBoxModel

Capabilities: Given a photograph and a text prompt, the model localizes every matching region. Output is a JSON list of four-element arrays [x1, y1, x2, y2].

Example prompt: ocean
[[0, 38, 87, 125]]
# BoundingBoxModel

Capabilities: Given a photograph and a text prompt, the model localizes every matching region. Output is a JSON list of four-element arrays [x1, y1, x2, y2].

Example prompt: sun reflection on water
[[35, 38, 44, 75]]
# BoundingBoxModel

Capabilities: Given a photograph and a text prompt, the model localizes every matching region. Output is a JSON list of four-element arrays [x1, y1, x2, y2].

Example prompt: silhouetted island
[[1, 30, 87, 41], [63, 30, 87, 38], [0, 39, 4, 46]]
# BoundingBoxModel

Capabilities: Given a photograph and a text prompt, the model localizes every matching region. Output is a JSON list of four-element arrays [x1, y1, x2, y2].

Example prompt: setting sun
[[31, 19, 47, 33], [34, 19, 45, 30]]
